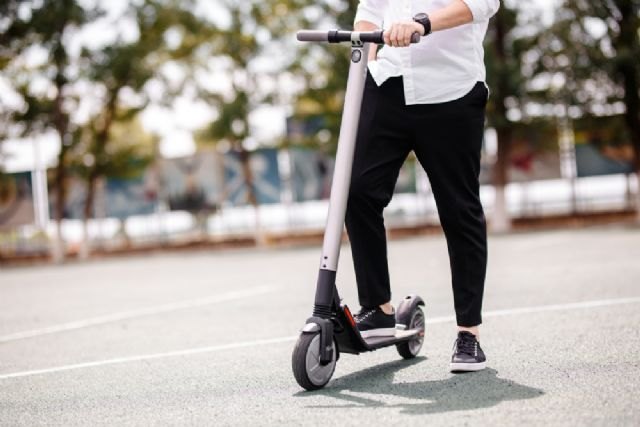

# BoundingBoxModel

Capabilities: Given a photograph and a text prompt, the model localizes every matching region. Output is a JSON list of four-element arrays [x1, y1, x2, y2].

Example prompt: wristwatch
[[413, 13, 432, 36]]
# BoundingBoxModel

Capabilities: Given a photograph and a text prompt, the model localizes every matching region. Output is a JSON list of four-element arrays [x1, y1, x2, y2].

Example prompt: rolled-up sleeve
[[461, 0, 500, 22], [354, 0, 388, 28]]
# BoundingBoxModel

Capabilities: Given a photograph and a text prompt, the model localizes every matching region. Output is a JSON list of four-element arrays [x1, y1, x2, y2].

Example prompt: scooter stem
[[319, 43, 370, 273]]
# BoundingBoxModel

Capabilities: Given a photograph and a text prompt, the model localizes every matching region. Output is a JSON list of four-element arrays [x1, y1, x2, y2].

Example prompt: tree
[[288, 0, 358, 151], [71, 115, 155, 256], [0, 0, 102, 261], [74, 0, 215, 257], [195, 0, 320, 243], [483, 2, 539, 231], [1, 0, 223, 258], [546, 1, 640, 211], [198, 3, 258, 206]]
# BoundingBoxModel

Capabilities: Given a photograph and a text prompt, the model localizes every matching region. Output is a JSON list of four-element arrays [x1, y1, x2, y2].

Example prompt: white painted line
[[0, 285, 279, 344], [0, 336, 298, 380], [482, 296, 640, 318], [0, 296, 638, 381], [426, 296, 640, 324]]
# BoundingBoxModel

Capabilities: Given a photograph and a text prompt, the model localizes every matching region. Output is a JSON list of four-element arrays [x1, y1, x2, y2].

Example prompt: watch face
[[414, 13, 428, 20]]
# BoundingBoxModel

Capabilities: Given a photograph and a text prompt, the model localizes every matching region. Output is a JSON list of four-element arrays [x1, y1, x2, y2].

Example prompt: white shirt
[[355, 0, 500, 104]]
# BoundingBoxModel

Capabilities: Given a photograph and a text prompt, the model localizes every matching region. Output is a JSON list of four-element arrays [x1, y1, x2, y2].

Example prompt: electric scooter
[[292, 30, 425, 391]]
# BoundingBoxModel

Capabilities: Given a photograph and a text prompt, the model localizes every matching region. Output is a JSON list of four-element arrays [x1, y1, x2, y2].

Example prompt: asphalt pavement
[[1, 225, 639, 426]]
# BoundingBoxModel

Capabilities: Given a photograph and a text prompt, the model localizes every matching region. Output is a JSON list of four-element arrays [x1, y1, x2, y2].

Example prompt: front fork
[[304, 270, 340, 365]]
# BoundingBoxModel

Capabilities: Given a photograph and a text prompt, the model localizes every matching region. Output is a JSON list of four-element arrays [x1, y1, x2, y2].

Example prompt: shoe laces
[[456, 333, 478, 355], [355, 308, 376, 322]]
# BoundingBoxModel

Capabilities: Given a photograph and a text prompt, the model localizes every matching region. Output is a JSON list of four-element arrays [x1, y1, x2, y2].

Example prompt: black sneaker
[[355, 307, 396, 338], [450, 331, 486, 372]]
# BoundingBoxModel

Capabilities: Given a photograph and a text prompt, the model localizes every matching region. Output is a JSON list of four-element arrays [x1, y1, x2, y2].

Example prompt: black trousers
[[345, 73, 488, 327]]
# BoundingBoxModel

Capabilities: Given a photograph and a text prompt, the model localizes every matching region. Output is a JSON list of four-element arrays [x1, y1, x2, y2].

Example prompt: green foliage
[[538, 0, 640, 169], [1, 0, 223, 222], [80, 0, 215, 163], [73, 0, 220, 218], [483, 3, 538, 130], [1, 0, 102, 229], [0, 0, 98, 137], [196, 3, 254, 147], [574, 115, 631, 147], [288, 1, 358, 152], [0, 0, 95, 58], [533, 1, 639, 112], [198, 0, 307, 148], [70, 116, 155, 181]]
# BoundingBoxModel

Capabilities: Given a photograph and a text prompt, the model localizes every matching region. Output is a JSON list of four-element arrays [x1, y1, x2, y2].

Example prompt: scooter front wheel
[[292, 332, 337, 391]]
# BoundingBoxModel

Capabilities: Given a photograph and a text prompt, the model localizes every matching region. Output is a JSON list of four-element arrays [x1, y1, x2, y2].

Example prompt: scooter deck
[[334, 315, 423, 354], [363, 329, 422, 350]]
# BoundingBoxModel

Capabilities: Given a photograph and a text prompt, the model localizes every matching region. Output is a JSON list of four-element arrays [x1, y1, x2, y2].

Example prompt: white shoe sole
[[360, 328, 397, 338], [449, 361, 486, 372]]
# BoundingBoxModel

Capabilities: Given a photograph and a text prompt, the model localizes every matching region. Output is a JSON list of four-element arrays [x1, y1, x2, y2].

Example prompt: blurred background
[[1, 0, 639, 264]]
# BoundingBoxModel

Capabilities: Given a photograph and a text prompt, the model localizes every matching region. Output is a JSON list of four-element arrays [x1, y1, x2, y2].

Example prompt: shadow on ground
[[296, 358, 544, 415]]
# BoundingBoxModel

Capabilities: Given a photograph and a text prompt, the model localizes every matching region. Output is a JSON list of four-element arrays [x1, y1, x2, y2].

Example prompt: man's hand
[[384, 21, 424, 47]]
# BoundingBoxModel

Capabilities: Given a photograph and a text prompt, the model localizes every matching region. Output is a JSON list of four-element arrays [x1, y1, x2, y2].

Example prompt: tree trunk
[[80, 92, 119, 258], [627, 127, 640, 221], [489, 6, 512, 233], [53, 147, 67, 263], [52, 73, 69, 263], [619, 70, 640, 220], [492, 126, 512, 233], [79, 172, 97, 259], [619, 62, 640, 171], [238, 147, 266, 246], [634, 173, 640, 222], [238, 148, 257, 206], [614, 0, 640, 221]]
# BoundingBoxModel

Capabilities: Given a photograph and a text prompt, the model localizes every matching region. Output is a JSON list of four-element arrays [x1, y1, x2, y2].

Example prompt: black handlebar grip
[[377, 31, 421, 44]]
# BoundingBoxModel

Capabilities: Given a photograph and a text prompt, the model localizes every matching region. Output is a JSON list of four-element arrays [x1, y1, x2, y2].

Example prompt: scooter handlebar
[[296, 30, 420, 45]]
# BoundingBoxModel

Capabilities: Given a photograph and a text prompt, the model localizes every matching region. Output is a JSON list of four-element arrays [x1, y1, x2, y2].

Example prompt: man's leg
[[411, 82, 488, 369], [345, 75, 412, 313]]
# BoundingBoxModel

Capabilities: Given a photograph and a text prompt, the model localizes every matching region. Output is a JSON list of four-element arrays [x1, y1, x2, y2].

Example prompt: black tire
[[396, 306, 425, 359], [292, 332, 337, 391]]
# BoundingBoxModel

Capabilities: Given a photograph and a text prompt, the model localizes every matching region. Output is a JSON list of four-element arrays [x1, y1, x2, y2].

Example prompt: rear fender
[[395, 294, 425, 328]]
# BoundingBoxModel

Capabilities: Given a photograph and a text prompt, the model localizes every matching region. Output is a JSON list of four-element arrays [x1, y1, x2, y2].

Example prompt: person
[[347, 0, 500, 372]]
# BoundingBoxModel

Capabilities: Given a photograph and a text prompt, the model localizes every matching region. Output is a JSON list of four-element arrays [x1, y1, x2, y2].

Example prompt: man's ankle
[[457, 326, 480, 340], [379, 302, 394, 315]]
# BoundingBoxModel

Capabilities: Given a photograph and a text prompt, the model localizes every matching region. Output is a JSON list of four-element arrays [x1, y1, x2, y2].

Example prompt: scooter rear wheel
[[396, 306, 425, 359], [292, 332, 337, 391]]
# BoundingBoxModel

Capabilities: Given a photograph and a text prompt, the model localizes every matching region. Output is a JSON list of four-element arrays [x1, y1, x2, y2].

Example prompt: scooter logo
[[351, 49, 362, 63]]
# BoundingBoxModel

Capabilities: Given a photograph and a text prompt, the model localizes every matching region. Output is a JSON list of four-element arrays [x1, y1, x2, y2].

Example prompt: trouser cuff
[[456, 314, 482, 327]]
